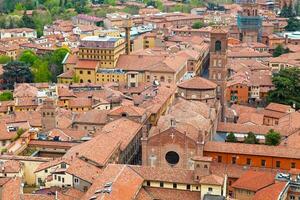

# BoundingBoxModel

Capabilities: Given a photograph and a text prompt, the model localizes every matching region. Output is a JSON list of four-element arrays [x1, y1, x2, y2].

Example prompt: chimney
[[285, 35, 288, 45]]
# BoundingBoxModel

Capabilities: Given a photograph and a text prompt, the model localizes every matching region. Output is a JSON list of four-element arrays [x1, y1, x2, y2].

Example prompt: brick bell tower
[[209, 26, 228, 121]]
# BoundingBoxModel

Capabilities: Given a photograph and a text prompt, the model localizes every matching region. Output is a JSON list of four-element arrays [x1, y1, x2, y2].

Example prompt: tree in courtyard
[[1, 61, 33, 89], [273, 44, 289, 57], [192, 21, 204, 29], [267, 68, 300, 109], [265, 129, 281, 146], [244, 132, 258, 144], [226, 132, 237, 143]]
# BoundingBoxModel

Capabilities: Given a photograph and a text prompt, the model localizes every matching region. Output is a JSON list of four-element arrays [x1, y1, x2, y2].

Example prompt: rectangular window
[[87, 71, 91, 75], [173, 183, 177, 189], [246, 158, 251, 165], [147, 181, 150, 186], [160, 182, 164, 187], [291, 162, 296, 169], [80, 70, 83, 74], [232, 157, 236, 164], [62, 178, 65, 183], [186, 184, 191, 190], [261, 160, 266, 167], [61, 163, 66, 168], [208, 187, 213, 192], [54, 175, 57, 180], [276, 161, 281, 168], [217, 156, 222, 163], [58, 176, 61, 181]]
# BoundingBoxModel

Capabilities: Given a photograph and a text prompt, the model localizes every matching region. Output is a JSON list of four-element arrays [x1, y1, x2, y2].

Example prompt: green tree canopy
[[19, 50, 39, 66], [1, 61, 34, 89], [44, 48, 69, 81], [22, 14, 36, 29], [244, 132, 258, 144], [226, 132, 237, 143], [267, 68, 300, 109], [280, 4, 295, 18], [273, 44, 289, 57], [192, 21, 204, 29], [0, 55, 11, 64], [265, 129, 281, 146], [285, 17, 300, 32], [31, 59, 52, 83], [0, 91, 13, 101]]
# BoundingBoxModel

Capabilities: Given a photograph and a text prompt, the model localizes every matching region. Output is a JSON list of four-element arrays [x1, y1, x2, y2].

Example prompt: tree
[[244, 132, 258, 144], [226, 132, 237, 143], [0, 55, 11, 64], [273, 44, 289, 57], [19, 50, 39, 66], [192, 21, 204, 29], [0, 91, 13, 101], [280, 4, 295, 18], [265, 129, 281, 146], [1, 61, 33, 89], [267, 68, 300, 109], [31, 60, 52, 83], [285, 17, 300, 31], [22, 14, 36, 29], [43, 48, 69, 81]]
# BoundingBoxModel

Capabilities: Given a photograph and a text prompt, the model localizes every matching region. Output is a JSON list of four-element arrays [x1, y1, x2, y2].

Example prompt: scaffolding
[[237, 15, 262, 31]]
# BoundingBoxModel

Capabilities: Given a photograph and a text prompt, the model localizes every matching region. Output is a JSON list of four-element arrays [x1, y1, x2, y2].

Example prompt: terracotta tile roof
[[2, 177, 22, 200], [178, 77, 217, 90], [116, 54, 165, 71], [68, 97, 92, 108], [265, 103, 293, 113], [144, 187, 199, 200], [130, 165, 196, 184], [204, 141, 300, 159], [66, 158, 102, 183], [199, 174, 224, 186], [108, 105, 146, 117], [57, 70, 74, 78], [74, 60, 99, 69], [57, 86, 76, 98], [100, 118, 142, 151], [258, 109, 287, 119], [237, 112, 264, 125], [230, 104, 257, 116], [14, 83, 38, 98], [231, 170, 275, 192], [35, 158, 71, 173], [48, 128, 88, 141], [135, 188, 153, 200], [22, 194, 54, 200], [217, 122, 284, 135], [82, 164, 144, 200], [1, 160, 22, 173], [253, 181, 288, 200], [63, 133, 121, 166], [73, 109, 108, 125]]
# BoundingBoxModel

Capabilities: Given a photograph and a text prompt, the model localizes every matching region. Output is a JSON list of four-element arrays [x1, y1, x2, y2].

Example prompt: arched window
[[215, 40, 222, 52], [80, 79, 83, 83]]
